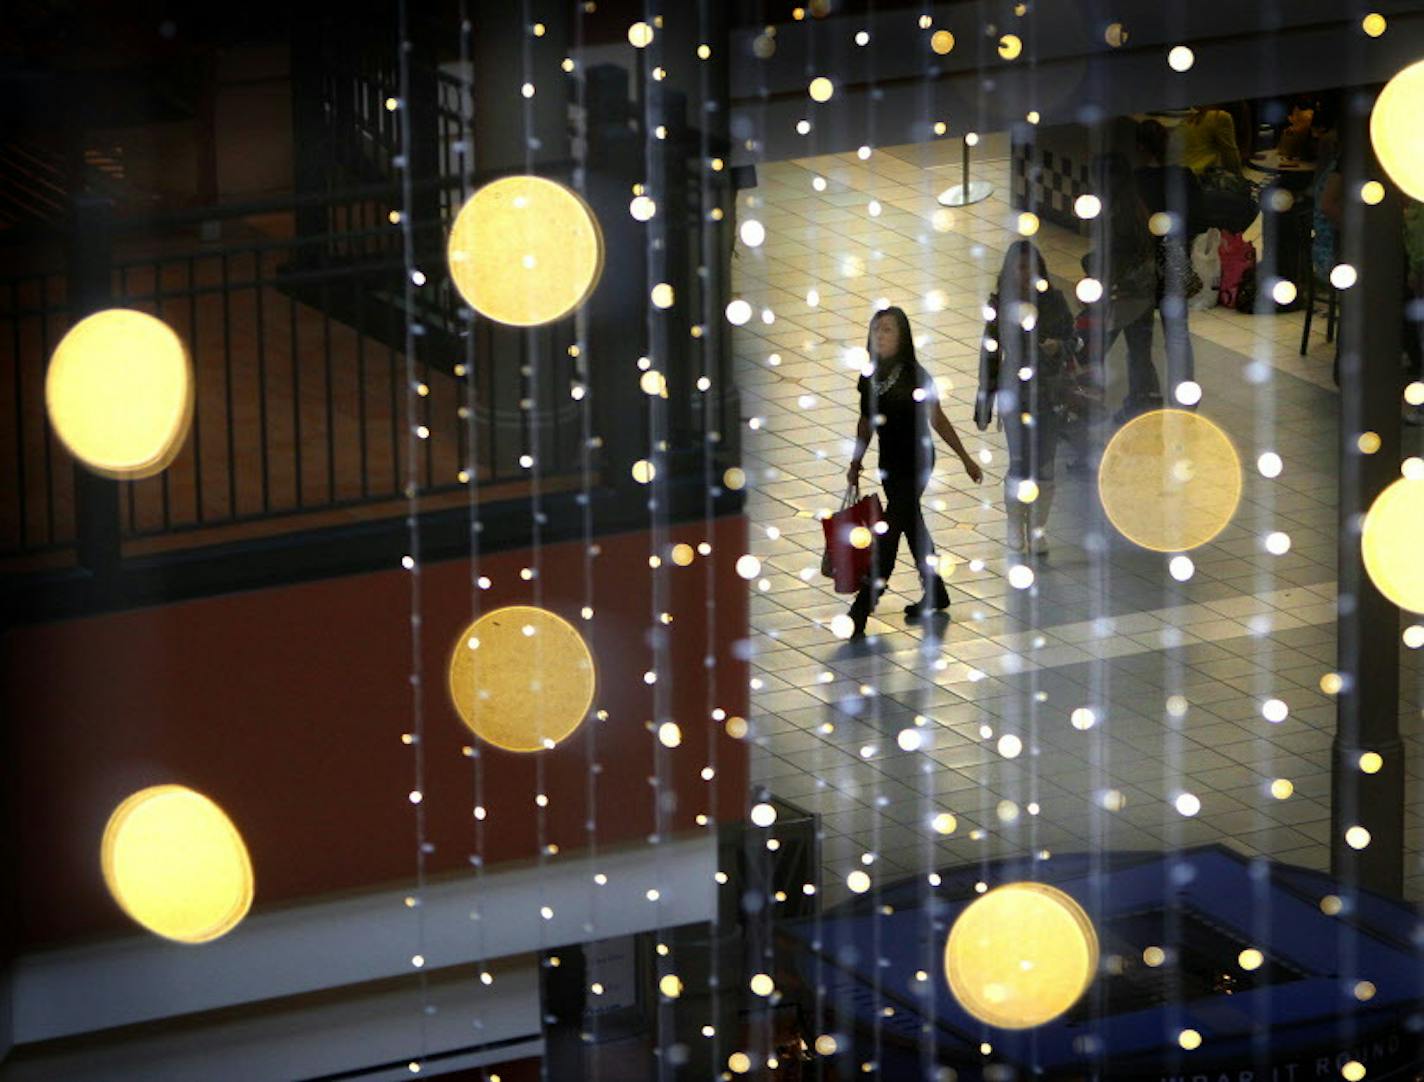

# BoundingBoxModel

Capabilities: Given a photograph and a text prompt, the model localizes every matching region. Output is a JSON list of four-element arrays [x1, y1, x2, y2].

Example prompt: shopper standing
[[974, 241, 1075, 555]]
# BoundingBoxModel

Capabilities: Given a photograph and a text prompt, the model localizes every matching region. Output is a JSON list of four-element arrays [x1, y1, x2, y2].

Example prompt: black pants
[[868, 469, 935, 593], [1102, 300, 1195, 404]]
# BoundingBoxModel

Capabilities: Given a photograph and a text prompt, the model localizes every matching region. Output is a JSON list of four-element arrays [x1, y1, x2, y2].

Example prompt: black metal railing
[[2, 24, 741, 615], [0, 191, 583, 563]]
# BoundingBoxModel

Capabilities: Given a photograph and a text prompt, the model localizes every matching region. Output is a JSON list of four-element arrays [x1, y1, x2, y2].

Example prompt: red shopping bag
[[1217, 230, 1256, 310], [821, 485, 884, 594]]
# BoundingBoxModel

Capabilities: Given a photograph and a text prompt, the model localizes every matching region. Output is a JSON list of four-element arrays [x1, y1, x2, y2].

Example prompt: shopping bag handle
[[840, 482, 860, 510]]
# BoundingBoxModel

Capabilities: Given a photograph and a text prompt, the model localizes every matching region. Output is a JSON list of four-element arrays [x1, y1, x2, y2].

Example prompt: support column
[[1333, 87, 1404, 896], [69, 196, 121, 598]]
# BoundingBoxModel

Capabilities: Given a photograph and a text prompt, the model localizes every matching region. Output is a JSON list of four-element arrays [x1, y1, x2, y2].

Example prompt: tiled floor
[[730, 137, 1424, 904]]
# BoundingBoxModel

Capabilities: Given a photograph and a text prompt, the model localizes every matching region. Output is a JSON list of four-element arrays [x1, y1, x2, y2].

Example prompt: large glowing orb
[[448, 605, 596, 751], [944, 882, 1098, 1029], [1097, 409, 1242, 552], [1362, 477, 1424, 612], [1372, 59, 1424, 201], [101, 785, 254, 944], [447, 176, 604, 327], [46, 309, 193, 479]]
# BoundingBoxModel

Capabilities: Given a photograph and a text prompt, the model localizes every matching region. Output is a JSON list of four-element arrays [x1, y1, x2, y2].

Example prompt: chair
[[1299, 226, 1338, 356]]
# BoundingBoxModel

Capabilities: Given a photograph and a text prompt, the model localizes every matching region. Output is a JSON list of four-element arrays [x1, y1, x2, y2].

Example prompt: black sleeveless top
[[858, 360, 936, 477]]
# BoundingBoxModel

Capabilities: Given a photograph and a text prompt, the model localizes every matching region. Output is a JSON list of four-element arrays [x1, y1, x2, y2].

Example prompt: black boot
[[848, 585, 874, 639], [904, 575, 950, 618]]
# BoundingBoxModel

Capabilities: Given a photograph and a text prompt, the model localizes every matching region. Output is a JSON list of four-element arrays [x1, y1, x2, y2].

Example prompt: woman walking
[[846, 305, 982, 638], [974, 241, 1075, 554]]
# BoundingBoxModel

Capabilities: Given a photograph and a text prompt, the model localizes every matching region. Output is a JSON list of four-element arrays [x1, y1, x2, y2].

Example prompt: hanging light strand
[[396, 0, 432, 1067]]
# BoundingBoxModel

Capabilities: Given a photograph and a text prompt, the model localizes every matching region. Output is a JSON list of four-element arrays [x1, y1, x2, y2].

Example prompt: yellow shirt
[[1171, 110, 1243, 174]]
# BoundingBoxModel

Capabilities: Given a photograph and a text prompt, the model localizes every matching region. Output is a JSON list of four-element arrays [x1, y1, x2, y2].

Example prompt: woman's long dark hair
[[866, 304, 918, 372], [1091, 150, 1153, 266], [994, 240, 1051, 307]]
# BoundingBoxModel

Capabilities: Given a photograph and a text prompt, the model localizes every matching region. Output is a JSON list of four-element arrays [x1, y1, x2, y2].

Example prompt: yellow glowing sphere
[[849, 525, 873, 550], [1238, 948, 1264, 971], [725, 716, 749, 739], [651, 283, 675, 309], [46, 309, 194, 480], [997, 34, 1022, 60], [1143, 946, 1166, 967], [1362, 478, 1424, 611], [1016, 211, 1040, 236], [1363, 13, 1387, 37], [632, 458, 656, 484], [932, 812, 958, 835], [1345, 825, 1371, 850], [847, 870, 871, 894], [1373, 60, 1424, 203], [628, 21, 654, 47], [658, 722, 683, 748], [723, 467, 747, 491], [1361, 180, 1386, 205], [728, 1052, 752, 1074], [1342, 1062, 1367, 1082], [931, 30, 955, 55], [1320, 672, 1344, 695], [808, 77, 835, 102], [944, 882, 1098, 1029], [1105, 22, 1128, 47], [1178, 1029, 1203, 1051], [1270, 779, 1294, 800], [1359, 751, 1383, 774], [1321, 894, 1343, 916], [1097, 409, 1242, 552], [447, 176, 604, 327], [815, 1035, 838, 1056], [659, 974, 683, 998], [671, 543, 695, 566], [1354, 980, 1377, 1001], [101, 785, 253, 943], [1358, 431, 1382, 454], [447, 606, 596, 752], [750, 972, 775, 996]]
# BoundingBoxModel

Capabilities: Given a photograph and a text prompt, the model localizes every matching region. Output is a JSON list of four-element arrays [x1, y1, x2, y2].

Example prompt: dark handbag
[[1156, 237, 1203, 299], [1200, 168, 1258, 233]]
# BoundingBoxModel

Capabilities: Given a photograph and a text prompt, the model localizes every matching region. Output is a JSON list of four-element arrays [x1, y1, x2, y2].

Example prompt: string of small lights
[[394, 0, 432, 1072], [567, 1, 604, 1072], [638, 7, 677, 1077], [450, 2, 499, 1072], [696, 3, 728, 1072]]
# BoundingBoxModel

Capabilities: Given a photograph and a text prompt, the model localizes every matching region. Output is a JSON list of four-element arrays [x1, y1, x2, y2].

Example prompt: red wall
[[2, 515, 749, 949]]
